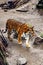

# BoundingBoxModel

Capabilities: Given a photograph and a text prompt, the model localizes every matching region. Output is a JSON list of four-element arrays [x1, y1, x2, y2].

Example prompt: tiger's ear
[[32, 26, 34, 28], [31, 26, 34, 29]]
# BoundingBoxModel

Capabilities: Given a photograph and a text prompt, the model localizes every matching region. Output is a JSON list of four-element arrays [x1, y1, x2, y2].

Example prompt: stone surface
[[0, 0, 43, 65], [17, 57, 27, 65], [33, 36, 43, 45]]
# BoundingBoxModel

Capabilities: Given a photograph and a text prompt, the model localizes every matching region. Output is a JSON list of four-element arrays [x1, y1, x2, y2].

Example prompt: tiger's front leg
[[18, 33, 22, 44], [25, 35, 31, 48]]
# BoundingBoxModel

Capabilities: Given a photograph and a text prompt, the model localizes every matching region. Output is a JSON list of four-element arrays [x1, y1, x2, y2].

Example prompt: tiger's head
[[29, 26, 35, 36], [24, 23, 35, 36]]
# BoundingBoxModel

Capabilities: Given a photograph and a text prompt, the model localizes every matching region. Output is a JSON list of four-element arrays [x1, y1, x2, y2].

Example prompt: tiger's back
[[6, 19, 23, 32]]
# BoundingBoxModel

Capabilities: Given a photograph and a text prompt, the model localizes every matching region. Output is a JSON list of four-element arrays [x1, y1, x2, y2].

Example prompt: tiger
[[3, 19, 35, 46]]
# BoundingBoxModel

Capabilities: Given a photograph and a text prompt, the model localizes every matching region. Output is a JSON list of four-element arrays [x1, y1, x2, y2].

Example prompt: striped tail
[[3, 22, 8, 33]]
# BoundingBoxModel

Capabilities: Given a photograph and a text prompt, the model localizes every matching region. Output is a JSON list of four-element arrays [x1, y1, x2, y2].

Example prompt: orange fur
[[5, 19, 35, 44]]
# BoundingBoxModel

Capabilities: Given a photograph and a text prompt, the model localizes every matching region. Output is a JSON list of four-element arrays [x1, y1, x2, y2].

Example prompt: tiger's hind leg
[[8, 29, 13, 41]]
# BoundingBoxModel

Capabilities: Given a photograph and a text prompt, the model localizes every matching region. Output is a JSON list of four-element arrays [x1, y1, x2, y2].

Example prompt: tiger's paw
[[26, 43, 31, 48], [18, 41, 22, 45], [9, 38, 13, 42]]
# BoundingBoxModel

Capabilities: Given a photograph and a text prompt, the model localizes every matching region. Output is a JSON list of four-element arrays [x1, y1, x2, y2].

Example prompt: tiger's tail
[[3, 22, 8, 33]]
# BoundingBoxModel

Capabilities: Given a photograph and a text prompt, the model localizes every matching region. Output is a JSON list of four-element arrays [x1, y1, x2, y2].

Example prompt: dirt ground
[[0, 1, 43, 65], [0, 7, 43, 65]]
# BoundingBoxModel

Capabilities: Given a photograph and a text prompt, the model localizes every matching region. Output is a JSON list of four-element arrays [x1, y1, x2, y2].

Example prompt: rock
[[16, 9, 28, 12], [16, 3, 29, 12], [36, 0, 43, 9], [0, 30, 8, 47], [0, 42, 8, 65], [17, 57, 27, 65], [33, 37, 43, 45], [0, 0, 30, 10], [4, 9, 8, 12], [16, 0, 30, 7]]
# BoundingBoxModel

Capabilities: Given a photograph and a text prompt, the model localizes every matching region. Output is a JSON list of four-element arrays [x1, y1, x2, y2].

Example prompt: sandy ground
[[0, 7, 43, 65], [0, 1, 43, 65]]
